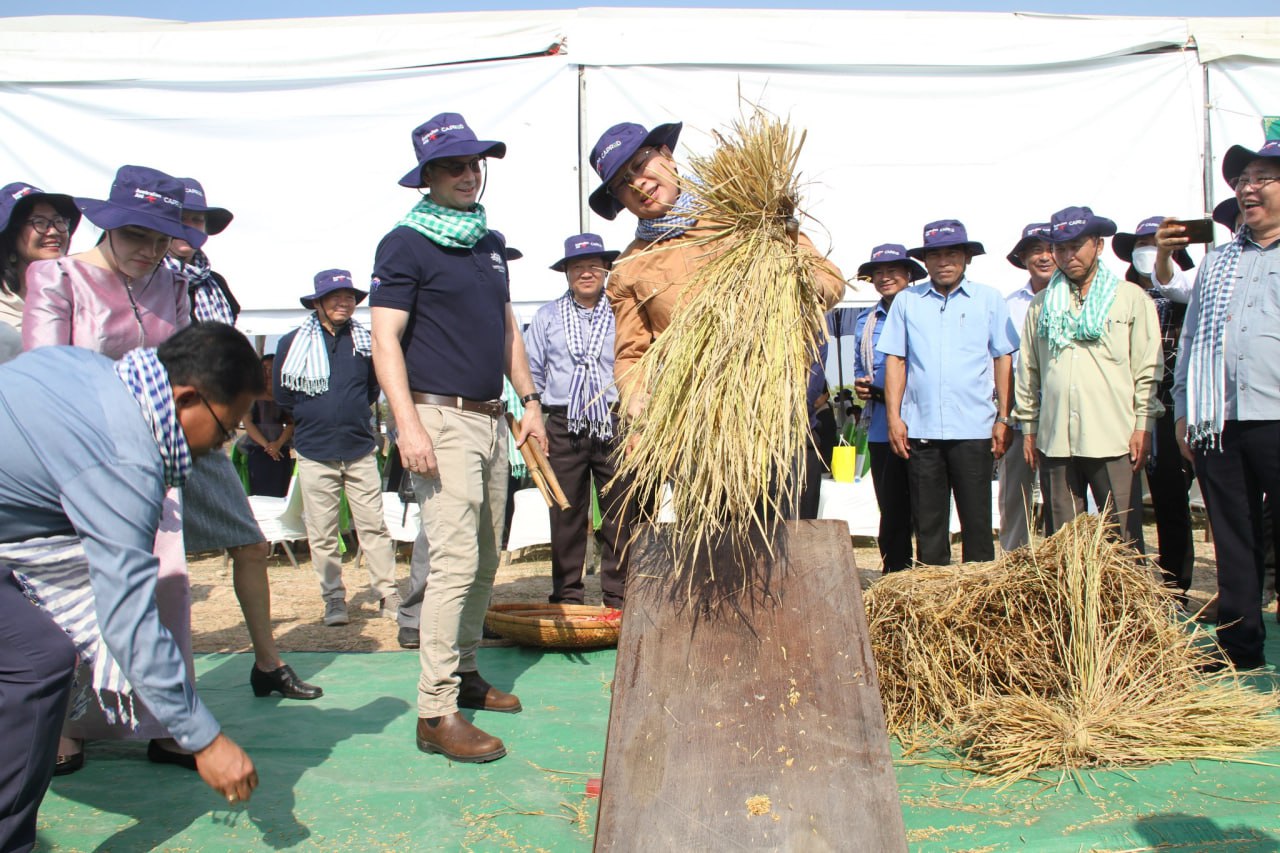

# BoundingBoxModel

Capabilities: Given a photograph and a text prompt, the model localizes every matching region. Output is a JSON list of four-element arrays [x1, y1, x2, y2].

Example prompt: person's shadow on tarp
[[43, 653, 408, 851], [1132, 813, 1280, 851]]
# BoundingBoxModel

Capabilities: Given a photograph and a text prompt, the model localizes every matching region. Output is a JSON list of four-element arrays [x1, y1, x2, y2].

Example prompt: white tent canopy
[[1, 9, 1276, 335]]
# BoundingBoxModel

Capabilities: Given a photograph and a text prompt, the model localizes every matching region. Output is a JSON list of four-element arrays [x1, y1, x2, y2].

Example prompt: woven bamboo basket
[[484, 603, 622, 649]]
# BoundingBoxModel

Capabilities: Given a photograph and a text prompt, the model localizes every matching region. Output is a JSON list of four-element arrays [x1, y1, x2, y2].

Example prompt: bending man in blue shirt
[[0, 323, 262, 852]]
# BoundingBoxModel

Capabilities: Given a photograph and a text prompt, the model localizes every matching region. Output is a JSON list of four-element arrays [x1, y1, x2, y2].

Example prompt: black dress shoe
[[54, 749, 84, 776], [250, 663, 324, 700], [147, 739, 197, 771], [397, 627, 420, 649]]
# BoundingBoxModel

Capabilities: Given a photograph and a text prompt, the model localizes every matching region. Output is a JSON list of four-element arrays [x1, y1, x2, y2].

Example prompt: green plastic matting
[[34, 627, 1280, 852]]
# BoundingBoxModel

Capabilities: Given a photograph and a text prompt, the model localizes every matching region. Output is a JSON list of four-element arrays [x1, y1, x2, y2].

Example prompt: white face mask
[[1130, 245, 1157, 277]]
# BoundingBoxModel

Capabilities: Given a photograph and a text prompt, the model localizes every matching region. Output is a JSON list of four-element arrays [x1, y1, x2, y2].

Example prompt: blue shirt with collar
[[852, 301, 891, 443], [525, 296, 617, 407], [876, 277, 1017, 440], [0, 347, 220, 751]]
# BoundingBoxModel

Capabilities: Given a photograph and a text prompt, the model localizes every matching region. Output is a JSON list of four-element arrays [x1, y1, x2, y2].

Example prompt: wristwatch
[[520, 392, 542, 405], [996, 415, 1013, 426]]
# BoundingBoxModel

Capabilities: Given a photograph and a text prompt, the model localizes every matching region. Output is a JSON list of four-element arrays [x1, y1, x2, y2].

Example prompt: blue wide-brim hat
[[1213, 197, 1241, 230], [588, 121, 682, 221], [74, 165, 207, 248], [1112, 216, 1193, 283], [176, 177, 233, 235], [1044, 206, 1117, 244], [551, 232, 620, 272], [856, 243, 926, 281], [0, 182, 81, 235], [301, 268, 367, 309], [398, 112, 506, 188], [907, 219, 985, 260], [1006, 223, 1051, 269], [1221, 140, 1280, 185]]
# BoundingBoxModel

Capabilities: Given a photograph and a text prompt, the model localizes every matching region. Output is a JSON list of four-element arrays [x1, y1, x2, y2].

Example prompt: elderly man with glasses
[[1174, 140, 1280, 672]]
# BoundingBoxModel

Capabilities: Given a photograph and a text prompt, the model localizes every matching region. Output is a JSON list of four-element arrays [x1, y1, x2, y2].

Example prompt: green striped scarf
[[1037, 264, 1121, 357], [397, 196, 488, 249]]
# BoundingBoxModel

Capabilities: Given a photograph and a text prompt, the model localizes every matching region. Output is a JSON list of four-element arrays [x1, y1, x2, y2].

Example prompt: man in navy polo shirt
[[275, 270, 397, 629], [878, 219, 1017, 566], [370, 112, 546, 763], [526, 233, 626, 609]]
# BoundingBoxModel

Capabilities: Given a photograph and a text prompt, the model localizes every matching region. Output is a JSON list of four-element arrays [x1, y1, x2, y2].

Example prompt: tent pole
[[578, 64, 589, 233]]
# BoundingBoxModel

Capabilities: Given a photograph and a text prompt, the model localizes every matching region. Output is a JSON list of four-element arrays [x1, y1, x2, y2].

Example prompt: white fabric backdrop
[[1206, 58, 1280, 240]]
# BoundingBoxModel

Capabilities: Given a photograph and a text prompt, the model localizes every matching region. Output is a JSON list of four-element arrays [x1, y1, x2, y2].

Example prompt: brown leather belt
[[411, 392, 506, 419]]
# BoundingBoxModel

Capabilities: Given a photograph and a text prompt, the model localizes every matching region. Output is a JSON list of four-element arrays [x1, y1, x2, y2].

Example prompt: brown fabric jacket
[[607, 223, 847, 393]]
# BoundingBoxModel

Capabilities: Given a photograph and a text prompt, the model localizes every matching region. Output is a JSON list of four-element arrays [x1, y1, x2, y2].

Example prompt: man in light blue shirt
[[526, 233, 626, 608], [1173, 140, 1280, 671], [879, 219, 1017, 565], [852, 243, 925, 571], [0, 324, 262, 851]]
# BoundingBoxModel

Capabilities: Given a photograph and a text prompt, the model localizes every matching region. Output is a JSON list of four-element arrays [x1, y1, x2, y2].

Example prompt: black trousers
[[1147, 409, 1195, 591], [868, 441, 913, 572], [0, 573, 77, 853], [545, 412, 627, 608], [1194, 420, 1279, 665], [907, 438, 994, 565]]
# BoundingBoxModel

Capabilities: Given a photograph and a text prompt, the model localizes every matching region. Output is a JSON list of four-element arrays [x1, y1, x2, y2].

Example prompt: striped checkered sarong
[[3, 535, 138, 728]]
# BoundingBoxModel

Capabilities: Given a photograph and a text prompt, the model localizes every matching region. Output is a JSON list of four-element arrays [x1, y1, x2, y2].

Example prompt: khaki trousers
[[1038, 454, 1144, 548], [412, 404, 508, 717], [296, 452, 397, 603]]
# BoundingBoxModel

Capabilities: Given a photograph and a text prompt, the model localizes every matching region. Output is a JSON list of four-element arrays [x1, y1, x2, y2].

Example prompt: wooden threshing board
[[595, 520, 906, 851]]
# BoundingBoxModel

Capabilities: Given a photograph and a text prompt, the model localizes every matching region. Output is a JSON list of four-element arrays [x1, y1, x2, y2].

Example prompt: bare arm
[[371, 305, 438, 479], [884, 355, 909, 459], [991, 353, 1012, 458], [505, 304, 546, 452]]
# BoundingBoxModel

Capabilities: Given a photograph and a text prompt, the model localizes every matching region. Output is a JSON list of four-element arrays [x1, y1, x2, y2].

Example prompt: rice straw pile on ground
[[865, 513, 1280, 785], [611, 107, 828, 580]]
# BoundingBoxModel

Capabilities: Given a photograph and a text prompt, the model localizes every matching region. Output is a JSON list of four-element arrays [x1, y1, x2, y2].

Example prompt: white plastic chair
[[246, 474, 308, 569]]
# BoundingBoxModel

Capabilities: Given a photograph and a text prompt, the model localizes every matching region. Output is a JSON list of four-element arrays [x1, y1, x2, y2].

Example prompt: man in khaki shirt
[[1015, 206, 1162, 545]]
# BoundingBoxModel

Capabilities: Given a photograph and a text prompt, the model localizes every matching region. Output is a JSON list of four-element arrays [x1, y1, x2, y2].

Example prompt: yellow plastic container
[[831, 445, 857, 483]]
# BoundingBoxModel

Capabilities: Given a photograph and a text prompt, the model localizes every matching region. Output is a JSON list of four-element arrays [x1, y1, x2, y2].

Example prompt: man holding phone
[[1174, 139, 1280, 671], [1015, 206, 1162, 546], [852, 244, 925, 571]]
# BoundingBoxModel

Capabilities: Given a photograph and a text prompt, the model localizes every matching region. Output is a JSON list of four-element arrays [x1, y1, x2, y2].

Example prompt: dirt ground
[[189, 518, 1237, 655]]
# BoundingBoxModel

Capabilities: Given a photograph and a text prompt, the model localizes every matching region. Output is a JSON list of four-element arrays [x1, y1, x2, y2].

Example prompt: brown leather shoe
[[416, 713, 506, 763], [456, 670, 522, 713]]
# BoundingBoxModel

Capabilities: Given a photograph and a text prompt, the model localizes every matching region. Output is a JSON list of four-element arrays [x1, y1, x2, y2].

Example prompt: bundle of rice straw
[[611, 107, 828, 583], [865, 513, 1280, 785]]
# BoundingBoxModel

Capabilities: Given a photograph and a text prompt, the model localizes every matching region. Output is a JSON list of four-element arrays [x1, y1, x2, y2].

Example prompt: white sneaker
[[323, 599, 349, 626]]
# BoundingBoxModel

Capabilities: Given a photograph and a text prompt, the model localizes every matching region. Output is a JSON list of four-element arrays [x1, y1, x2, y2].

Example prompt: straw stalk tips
[[865, 513, 1280, 785], [611, 106, 827, 584]]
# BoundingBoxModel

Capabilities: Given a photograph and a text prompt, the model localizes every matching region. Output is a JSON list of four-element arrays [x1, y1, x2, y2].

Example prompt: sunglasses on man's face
[[430, 158, 485, 178]]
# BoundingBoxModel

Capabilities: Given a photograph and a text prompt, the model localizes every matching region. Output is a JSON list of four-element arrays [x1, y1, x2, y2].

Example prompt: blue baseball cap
[[75, 166, 207, 248], [907, 219, 985, 260], [856, 243, 926, 281], [588, 121, 682, 220], [0, 182, 81, 235], [175, 177, 233, 235], [1006, 223, 1051, 269], [398, 112, 506, 188], [551, 233, 620, 272], [301, 268, 367, 309], [1044, 206, 1116, 243]]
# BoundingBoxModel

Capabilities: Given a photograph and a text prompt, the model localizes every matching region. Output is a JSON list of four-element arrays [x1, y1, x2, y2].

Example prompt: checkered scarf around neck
[[1036, 263, 1121, 357], [4, 535, 138, 727], [558, 291, 615, 439], [279, 313, 372, 397], [634, 190, 701, 243], [113, 346, 193, 488], [397, 196, 488, 249], [164, 250, 234, 324], [859, 304, 882, 421], [1185, 228, 1247, 449]]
